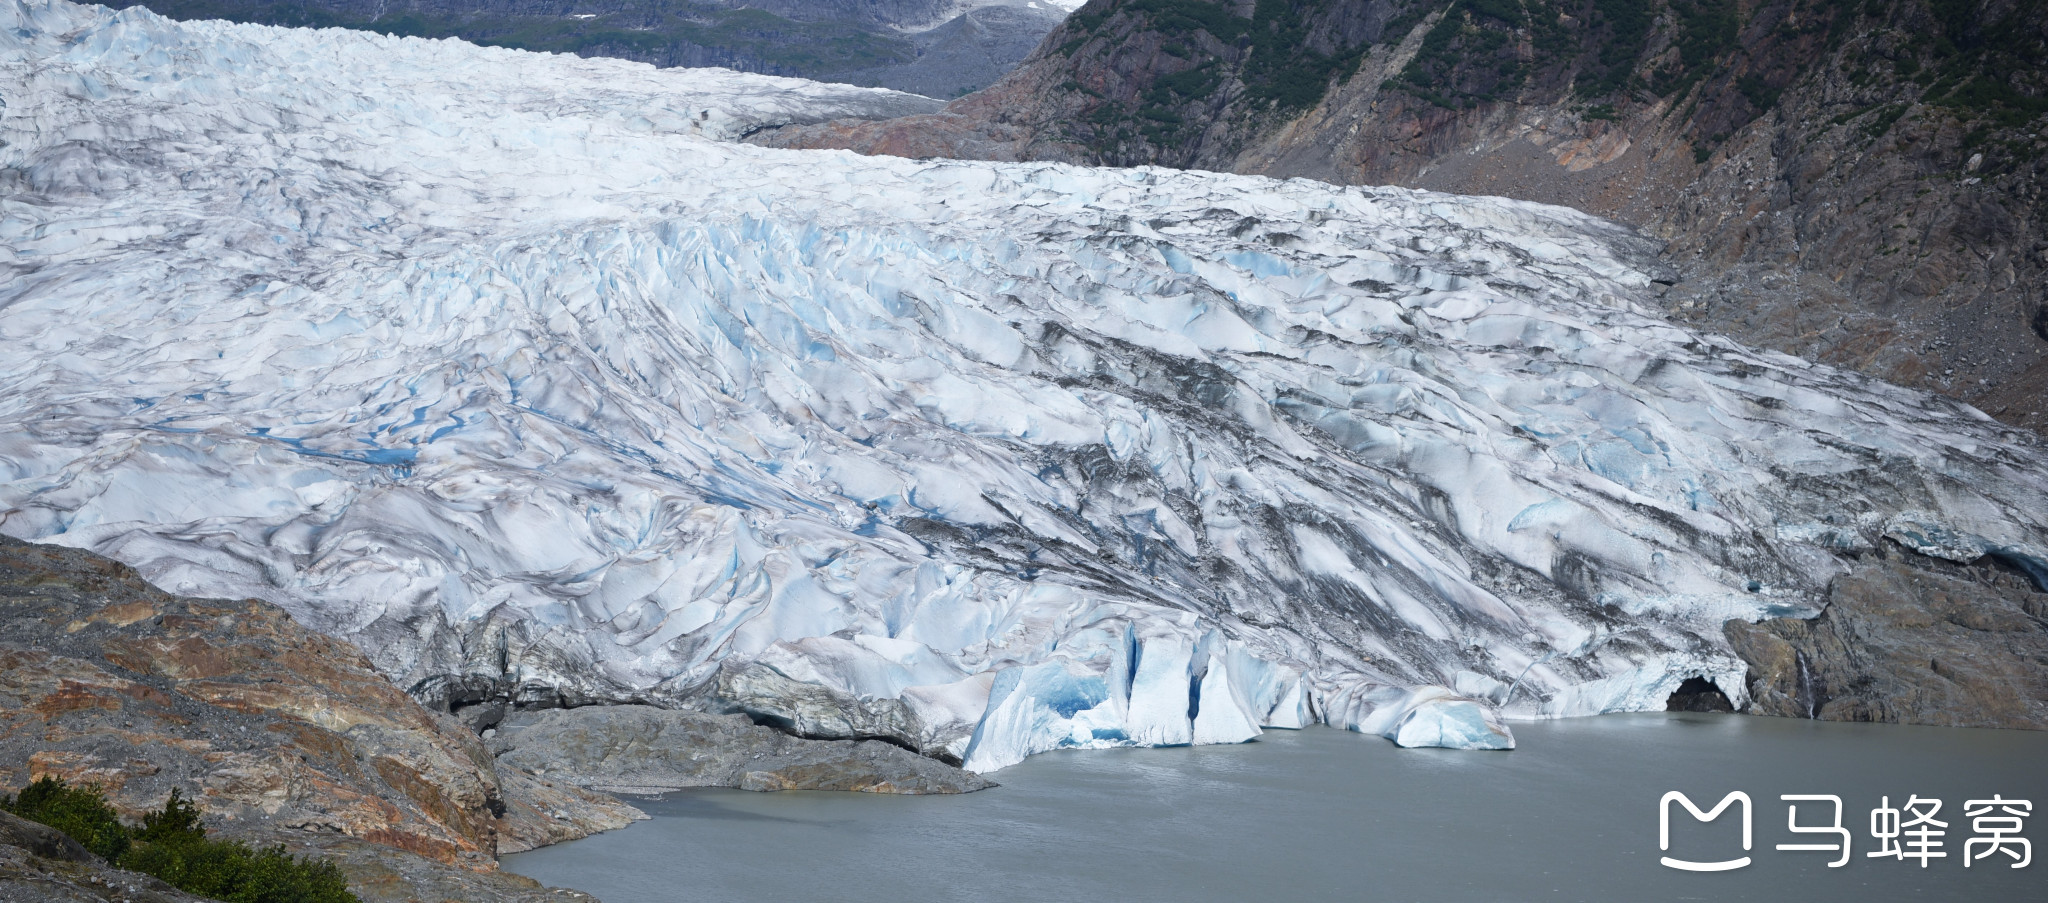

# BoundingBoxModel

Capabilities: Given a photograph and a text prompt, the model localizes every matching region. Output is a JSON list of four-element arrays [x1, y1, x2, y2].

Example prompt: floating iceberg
[[4, 0, 2047, 768]]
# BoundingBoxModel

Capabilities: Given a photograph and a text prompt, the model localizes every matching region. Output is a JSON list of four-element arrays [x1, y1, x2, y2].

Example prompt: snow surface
[[6, 0, 2048, 770]]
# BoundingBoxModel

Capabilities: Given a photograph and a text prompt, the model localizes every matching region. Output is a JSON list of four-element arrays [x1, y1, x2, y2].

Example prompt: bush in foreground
[[2, 776, 130, 861], [3, 780, 359, 903]]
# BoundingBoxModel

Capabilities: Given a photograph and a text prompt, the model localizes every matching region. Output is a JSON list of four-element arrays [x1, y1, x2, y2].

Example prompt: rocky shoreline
[[489, 706, 993, 796]]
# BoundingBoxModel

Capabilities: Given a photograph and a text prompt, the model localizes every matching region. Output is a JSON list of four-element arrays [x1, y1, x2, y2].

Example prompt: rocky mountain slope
[[0, 534, 627, 901], [1728, 547, 2048, 726], [104, 0, 1073, 96], [758, 0, 2048, 434]]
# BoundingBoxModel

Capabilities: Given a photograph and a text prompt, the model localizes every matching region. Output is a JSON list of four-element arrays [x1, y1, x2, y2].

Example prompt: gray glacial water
[[504, 714, 2047, 902]]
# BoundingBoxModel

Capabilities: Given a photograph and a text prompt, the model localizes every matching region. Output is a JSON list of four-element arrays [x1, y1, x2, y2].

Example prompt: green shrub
[[136, 787, 206, 845], [124, 837, 357, 903], [5, 779, 360, 903], [1737, 74, 1784, 112], [1581, 0, 1657, 97], [1862, 103, 1909, 139], [2, 776, 130, 862], [1671, 0, 1739, 73]]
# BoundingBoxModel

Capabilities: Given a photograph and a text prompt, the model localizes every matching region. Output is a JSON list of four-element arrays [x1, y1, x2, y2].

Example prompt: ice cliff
[[5, 0, 2046, 771]]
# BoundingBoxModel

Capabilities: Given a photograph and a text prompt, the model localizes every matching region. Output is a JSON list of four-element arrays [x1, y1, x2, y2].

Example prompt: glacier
[[5, 0, 2048, 772]]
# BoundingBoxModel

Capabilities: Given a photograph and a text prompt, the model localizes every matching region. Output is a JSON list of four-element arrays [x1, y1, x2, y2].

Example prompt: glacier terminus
[[4, 0, 2047, 772]]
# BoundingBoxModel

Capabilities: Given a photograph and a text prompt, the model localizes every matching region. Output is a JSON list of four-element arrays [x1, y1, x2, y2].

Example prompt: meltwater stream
[[505, 715, 2046, 902]]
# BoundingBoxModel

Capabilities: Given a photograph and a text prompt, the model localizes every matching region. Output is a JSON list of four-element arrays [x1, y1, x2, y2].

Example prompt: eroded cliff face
[[756, 0, 2048, 434], [1726, 549, 2048, 726]]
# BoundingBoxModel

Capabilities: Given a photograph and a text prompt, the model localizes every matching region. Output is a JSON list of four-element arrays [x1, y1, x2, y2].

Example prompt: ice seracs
[[5, 0, 2047, 770]]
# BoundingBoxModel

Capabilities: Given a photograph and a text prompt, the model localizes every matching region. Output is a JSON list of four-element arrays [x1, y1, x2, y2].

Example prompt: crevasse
[[4, 0, 2045, 771]]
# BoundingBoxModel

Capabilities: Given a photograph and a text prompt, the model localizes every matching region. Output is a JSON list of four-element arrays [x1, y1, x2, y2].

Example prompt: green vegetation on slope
[[1392, 0, 1710, 109], [1396, 0, 1525, 109], [1918, 0, 2048, 129], [4, 778, 360, 903], [1054, 0, 1382, 153], [1038, 0, 2044, 176], [2, 775, 130, 862], [1241, 0, 1372, 109], [1381, 0, 2041, 160]]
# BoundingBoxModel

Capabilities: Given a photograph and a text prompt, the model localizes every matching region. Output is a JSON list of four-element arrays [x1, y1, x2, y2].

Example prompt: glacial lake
[[505, 714, 2047, 902]]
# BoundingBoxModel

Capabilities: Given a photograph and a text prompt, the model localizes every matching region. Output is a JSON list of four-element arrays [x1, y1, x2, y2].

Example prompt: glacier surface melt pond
[[4, 0, 2048, 768]]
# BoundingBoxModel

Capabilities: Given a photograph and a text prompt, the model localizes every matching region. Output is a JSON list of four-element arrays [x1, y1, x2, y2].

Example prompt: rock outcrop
[[0, 535, 504, 867], [4, 529, 995, 896], [709, 663, 927, 757], [758, 0, 2048, 436], [489, 706, 995, 795], [493, 770, 645, 857], [0, 535, 630, 899], [226, 828, 602, 903], [1725, 549, 2048, 727]]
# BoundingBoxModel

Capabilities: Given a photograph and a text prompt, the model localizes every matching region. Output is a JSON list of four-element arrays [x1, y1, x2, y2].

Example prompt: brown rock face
[[1725, 551, 2048, 728], [0, 532, 639, 900], [0, 535, 504, 869], [757, 0, 2048, 435]]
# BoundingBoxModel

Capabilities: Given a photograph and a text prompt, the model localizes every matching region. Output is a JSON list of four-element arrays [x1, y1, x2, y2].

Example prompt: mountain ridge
[[104, 0, 1074, 96], [756, 0, 2048, 433]]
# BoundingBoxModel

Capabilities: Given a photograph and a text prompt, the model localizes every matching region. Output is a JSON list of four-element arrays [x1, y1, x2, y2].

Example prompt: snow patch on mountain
[[5, 0, 2047, 770]]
